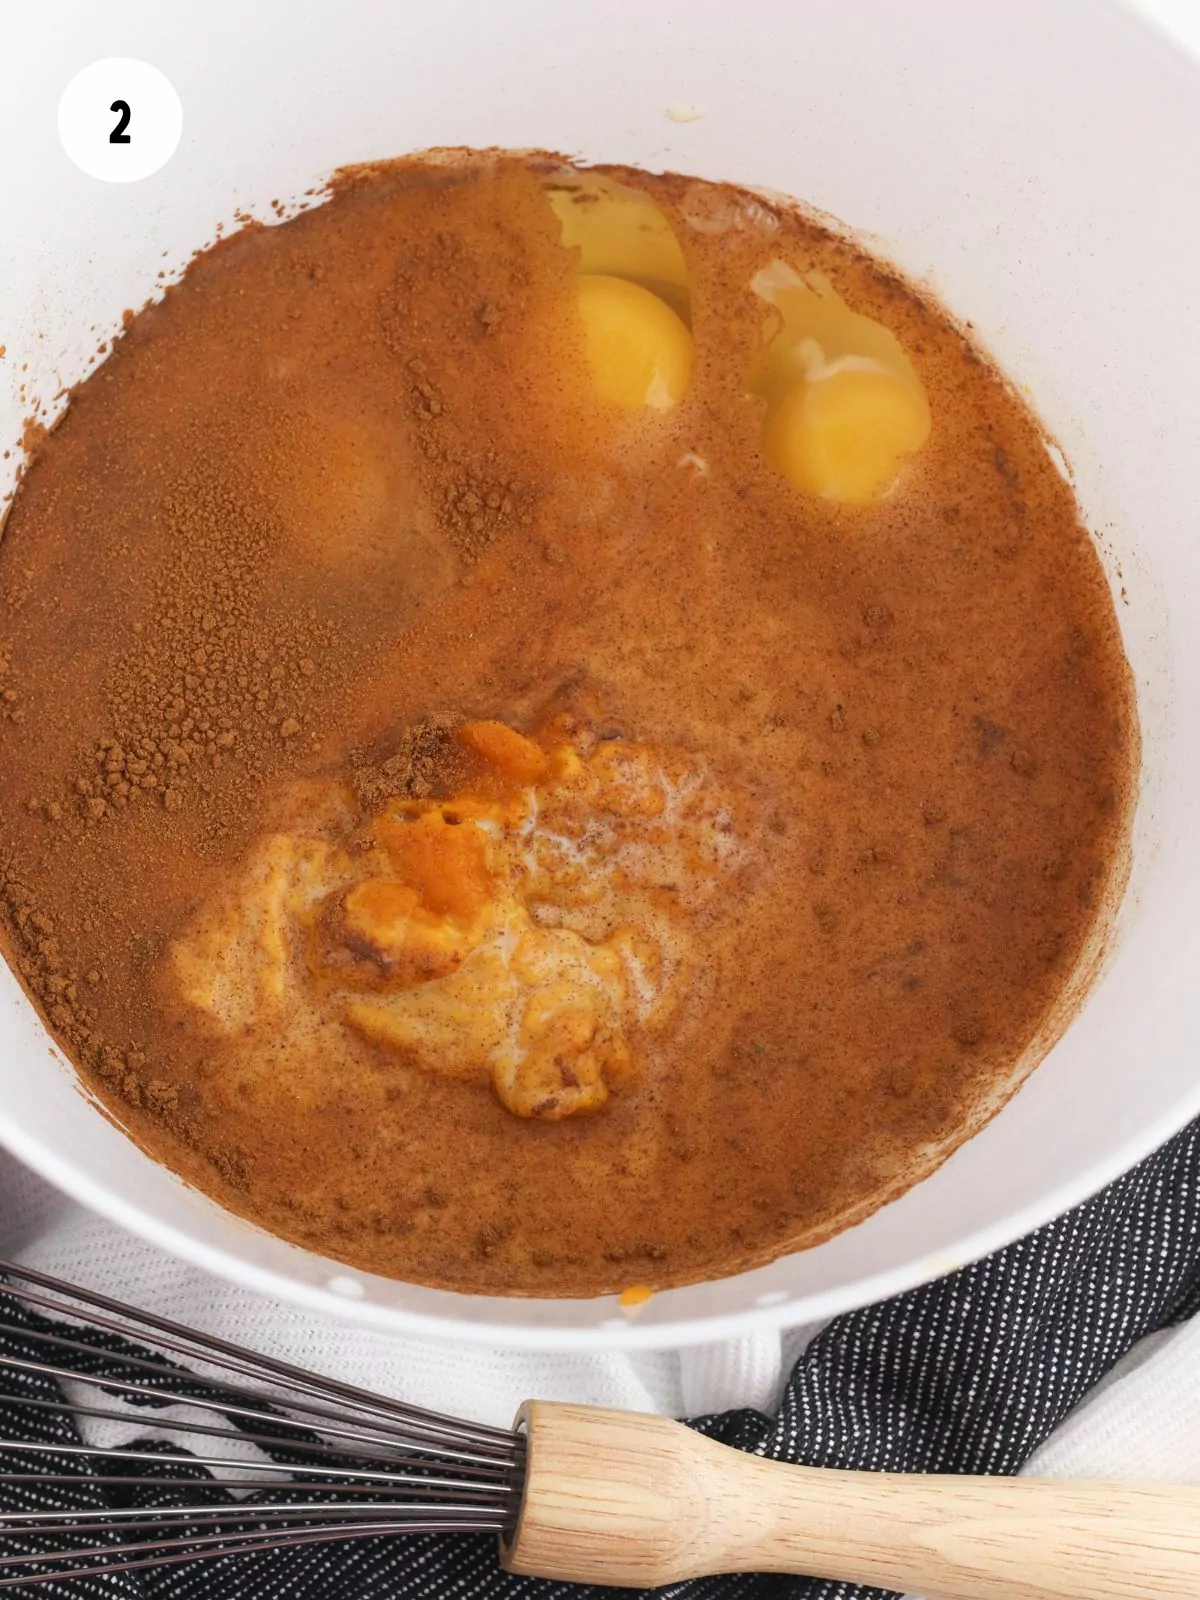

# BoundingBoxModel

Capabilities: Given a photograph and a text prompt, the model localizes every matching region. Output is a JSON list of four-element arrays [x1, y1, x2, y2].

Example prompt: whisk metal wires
[[0, 1259, 524, 1587]]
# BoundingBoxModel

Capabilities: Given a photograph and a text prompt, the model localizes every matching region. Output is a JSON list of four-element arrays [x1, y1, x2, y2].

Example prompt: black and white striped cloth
[[1, 1114, 1198, 1599]]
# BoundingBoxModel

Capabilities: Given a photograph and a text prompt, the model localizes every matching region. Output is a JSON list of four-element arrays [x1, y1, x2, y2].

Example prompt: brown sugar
[[349, 715, 468, 809], [0, 152, 1136, 1297]]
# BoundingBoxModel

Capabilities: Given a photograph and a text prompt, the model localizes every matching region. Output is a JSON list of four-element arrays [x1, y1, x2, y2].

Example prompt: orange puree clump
[[170, 717, 747, 1123], [458, 719, 550, 784], [369, 811, 495, 922]]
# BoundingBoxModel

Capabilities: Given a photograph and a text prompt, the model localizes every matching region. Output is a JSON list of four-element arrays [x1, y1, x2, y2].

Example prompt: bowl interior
[[2, 0, 1199, 1347]]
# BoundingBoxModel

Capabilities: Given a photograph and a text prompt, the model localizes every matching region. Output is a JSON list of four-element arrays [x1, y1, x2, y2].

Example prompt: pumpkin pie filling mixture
[[0, 153, 1136, 1294]]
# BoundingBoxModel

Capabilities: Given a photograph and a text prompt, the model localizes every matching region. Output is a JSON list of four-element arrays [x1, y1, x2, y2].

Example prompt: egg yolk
[[750, 263, 931, 502], [545, 172, 694, 412], [762, 366, 931, 505], [545, 175, 690, 320], [577, 275, 694, 412]]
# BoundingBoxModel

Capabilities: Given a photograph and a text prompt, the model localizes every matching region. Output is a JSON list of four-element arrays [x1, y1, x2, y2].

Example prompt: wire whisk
[[1, 1259, 1199, 1597], [0, 1259, 524, 1588]]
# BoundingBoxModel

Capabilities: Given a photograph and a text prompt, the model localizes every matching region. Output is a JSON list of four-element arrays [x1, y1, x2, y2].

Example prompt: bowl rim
[[2, 1079, 1197, 1351]]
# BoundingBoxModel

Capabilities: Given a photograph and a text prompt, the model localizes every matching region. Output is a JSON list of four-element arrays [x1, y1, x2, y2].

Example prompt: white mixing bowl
[[2, 0, 1199, 1350]]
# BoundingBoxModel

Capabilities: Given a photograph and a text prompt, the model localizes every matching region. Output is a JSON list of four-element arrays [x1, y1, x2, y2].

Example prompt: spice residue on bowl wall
[[0, 151, 1137, 1296]]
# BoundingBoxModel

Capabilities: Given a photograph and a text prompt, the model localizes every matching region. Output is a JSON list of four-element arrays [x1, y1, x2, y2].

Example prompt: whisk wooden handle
[[502, 1401, 1200, 1597]]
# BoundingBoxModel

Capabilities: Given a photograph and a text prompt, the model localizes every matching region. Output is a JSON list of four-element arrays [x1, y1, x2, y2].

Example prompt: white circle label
[[58, 59, 182, 184]]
